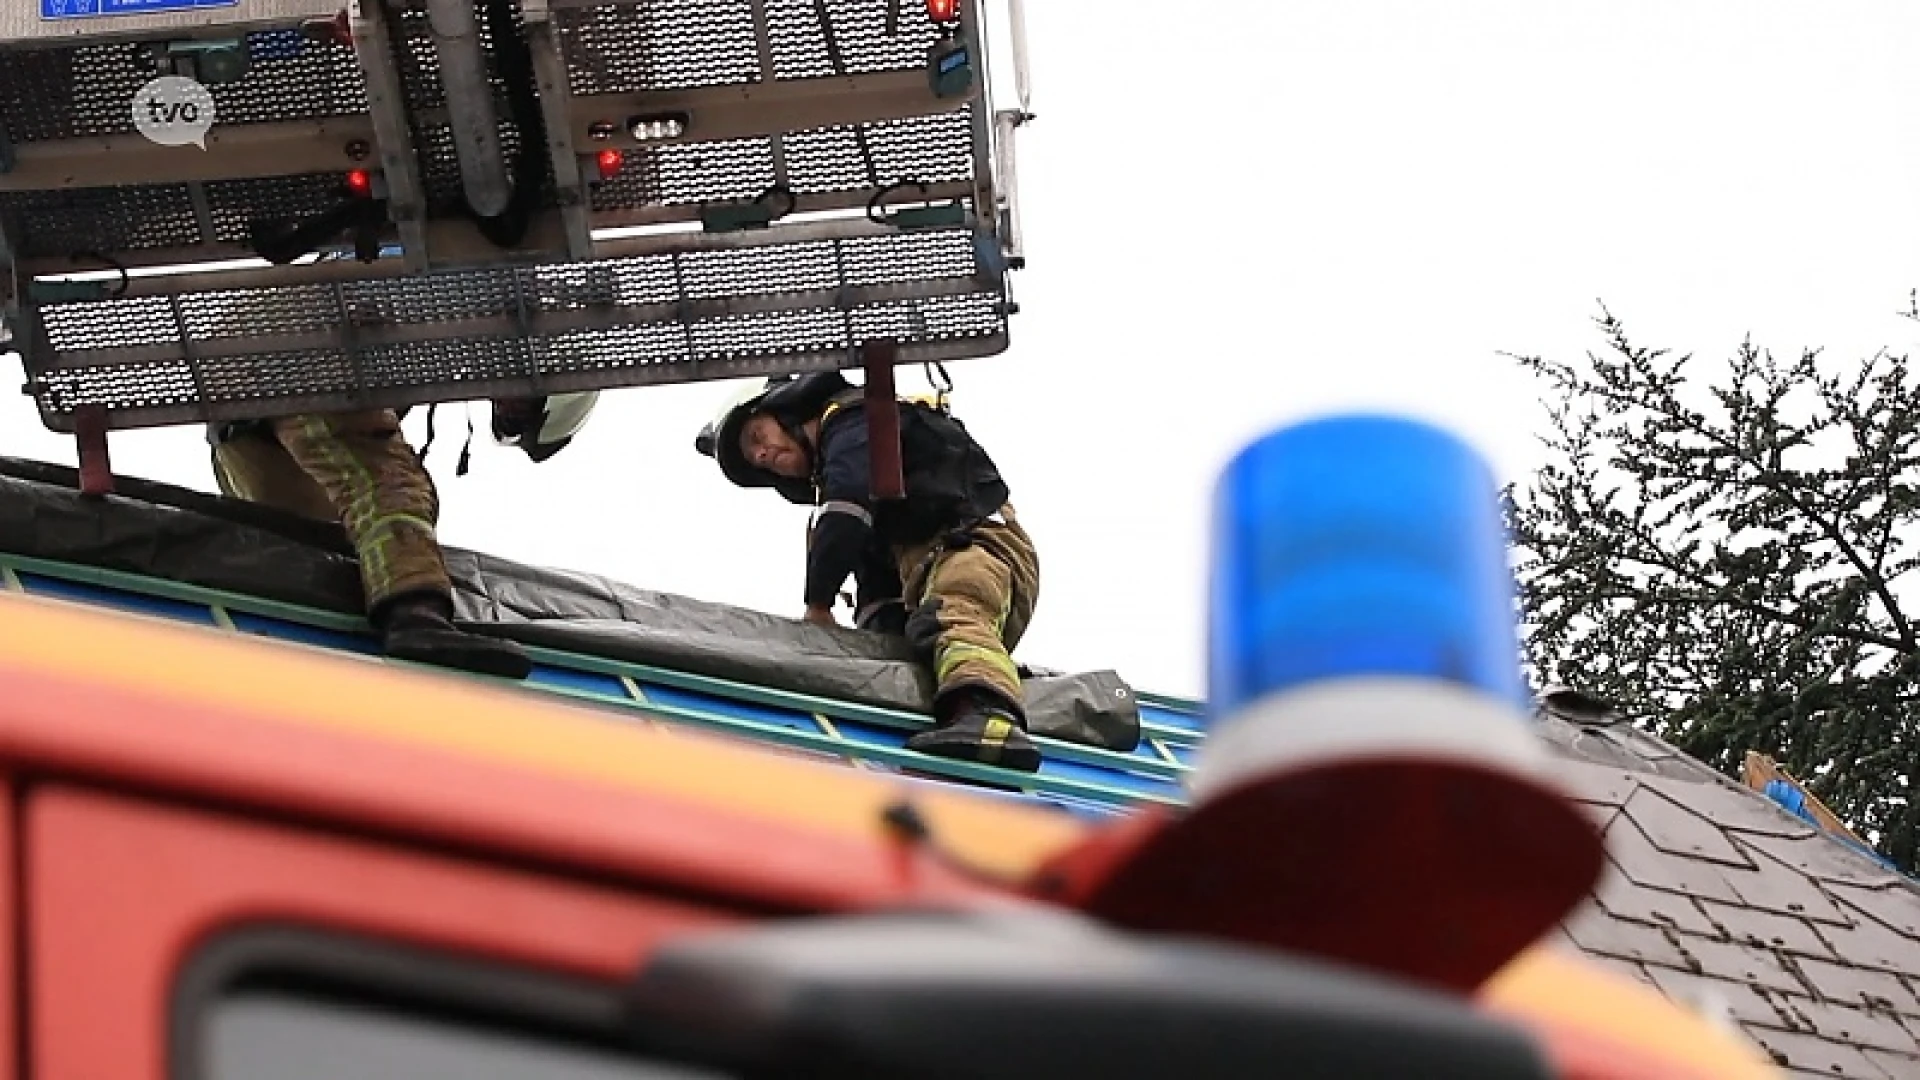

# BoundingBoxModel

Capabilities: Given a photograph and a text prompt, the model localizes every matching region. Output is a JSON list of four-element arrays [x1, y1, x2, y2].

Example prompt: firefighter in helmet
[[696, 372, 1043, 773]]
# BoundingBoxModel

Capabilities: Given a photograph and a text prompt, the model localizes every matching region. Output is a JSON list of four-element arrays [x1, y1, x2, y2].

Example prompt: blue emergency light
[[1207, 414, 1531, 728]]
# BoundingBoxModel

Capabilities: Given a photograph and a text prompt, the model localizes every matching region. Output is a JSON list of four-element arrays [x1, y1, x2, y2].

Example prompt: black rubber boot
[[906, 688, 1042, 773], [374, 591, 532, 681], [856, 599, 909, 636]]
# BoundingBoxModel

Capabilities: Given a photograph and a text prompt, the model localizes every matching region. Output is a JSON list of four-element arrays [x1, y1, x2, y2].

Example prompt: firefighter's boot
[[907, 688, 1042, 773], [375, 591, 532, 680]]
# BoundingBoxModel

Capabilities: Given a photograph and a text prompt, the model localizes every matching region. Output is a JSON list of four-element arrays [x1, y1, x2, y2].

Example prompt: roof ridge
[[1537, 692, 1919, 892]]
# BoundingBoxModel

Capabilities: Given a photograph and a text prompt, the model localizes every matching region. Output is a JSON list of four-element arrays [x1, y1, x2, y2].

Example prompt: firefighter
[[696, 372, 1043, 773], [206, 393, 596, 680]]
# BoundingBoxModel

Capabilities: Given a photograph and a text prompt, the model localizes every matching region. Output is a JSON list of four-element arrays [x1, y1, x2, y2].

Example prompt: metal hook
[[72, 251, 130, 299], [867, 179, 930, 225], [757, 183, 798, 219]]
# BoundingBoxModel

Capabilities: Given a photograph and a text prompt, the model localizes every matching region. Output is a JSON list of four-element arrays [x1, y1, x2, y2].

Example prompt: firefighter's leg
[[267, 410, 448, 606], [211, 424, 342, 522], [267, 410, 531, 680], [992, 503, 1041, 649], [897, 507, 1042, 772]]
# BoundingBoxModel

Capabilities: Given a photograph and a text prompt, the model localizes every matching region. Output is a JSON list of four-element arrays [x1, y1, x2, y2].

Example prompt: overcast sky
[[6, 2, 1920, 701]]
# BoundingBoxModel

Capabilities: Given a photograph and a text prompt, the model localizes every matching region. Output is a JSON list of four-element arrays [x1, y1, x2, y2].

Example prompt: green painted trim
[[531, 647, 1186, 782], [1, 552, 1189, 783], [0, 552, 370, 632], [1, 552, 1190, 808], [1140, 722, 1203, 748], [533, 680, 1175, 810], [1135, 689, 1205, 714]]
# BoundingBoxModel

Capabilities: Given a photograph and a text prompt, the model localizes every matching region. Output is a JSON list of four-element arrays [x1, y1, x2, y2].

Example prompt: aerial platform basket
[[0, 0, 1034, 476]]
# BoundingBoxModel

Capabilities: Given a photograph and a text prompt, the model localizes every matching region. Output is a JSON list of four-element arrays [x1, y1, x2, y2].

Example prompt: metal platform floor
[[3, 0, 1032, 435]]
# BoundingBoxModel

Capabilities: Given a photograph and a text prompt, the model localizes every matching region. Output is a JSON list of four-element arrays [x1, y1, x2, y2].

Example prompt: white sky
[[7, 2, 1920, 700]]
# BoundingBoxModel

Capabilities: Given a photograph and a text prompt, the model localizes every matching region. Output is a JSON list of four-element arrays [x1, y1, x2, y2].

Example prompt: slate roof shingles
[[1539, 707, 1920, 1079]]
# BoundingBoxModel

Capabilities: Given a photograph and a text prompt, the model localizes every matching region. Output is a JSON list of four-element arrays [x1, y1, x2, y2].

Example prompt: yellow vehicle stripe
[[1481, 947, 1780, 1078], [0, 595, 1793, 1079], [0, 594, 1083, 877]]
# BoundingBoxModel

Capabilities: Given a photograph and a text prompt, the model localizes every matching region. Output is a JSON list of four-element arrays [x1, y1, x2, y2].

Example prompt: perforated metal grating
[[206, 174, 362, 245], [386, 1, 559, 220], [198, 348, 359, 404], [20, 227, 1009, 429], [763, 0, 945, 80], [556, 1, 763, 94], [0, 29, 374, 260], [2, 0, 995, 263], [0, 171, 361, 259], [412, 120, 559, 212], [591, 135, 777, 210], [388, 5, 456, 113], [389, 1, 535, 112], [2, 45, 152, 142], [588, 107, 976, 213], [553, 0, 944, 92], [0, 35, 367, 144], [782, 109, 976, 193], [551, 0, 980, 221], [0, 184, 199, 257]]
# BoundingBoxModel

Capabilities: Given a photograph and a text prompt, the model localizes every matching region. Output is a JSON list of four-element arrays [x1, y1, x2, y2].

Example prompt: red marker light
[[596, 148, 623, 180], [926, 0, 956, 22], [345, 169, 372, 197]]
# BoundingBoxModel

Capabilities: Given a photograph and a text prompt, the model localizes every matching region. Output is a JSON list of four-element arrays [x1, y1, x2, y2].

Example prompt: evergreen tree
[[1506, 304, 1920, 871]]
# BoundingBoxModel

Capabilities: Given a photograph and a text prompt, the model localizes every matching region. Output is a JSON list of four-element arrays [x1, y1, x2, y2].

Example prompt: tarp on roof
[[0, 458, 1140, 752]]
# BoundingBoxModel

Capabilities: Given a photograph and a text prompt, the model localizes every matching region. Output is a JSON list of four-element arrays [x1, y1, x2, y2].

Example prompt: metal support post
[[73, 405, 114, 497], [860, 339, 905, 501]]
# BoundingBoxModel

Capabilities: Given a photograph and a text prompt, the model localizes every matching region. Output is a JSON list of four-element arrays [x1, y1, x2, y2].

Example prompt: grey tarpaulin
[[0, 458, 1141, 752]]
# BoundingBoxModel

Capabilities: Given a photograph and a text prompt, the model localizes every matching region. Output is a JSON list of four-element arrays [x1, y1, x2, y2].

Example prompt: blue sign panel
[[42, 0, 241, 20]]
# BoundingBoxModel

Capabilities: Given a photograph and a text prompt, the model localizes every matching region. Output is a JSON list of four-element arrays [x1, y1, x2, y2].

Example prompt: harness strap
[[860, 339, 907, 501], [813, 386, 955, 510]]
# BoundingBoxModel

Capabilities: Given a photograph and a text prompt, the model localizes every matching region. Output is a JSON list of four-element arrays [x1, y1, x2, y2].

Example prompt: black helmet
[[694, 372, 851, 504]]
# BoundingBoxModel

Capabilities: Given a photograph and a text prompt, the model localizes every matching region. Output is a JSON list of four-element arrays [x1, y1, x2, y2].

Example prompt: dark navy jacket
[[801, 398, 1009, 609]]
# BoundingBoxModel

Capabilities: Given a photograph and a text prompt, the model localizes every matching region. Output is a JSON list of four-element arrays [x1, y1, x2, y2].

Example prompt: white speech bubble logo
[[131, 76, 216, 150]]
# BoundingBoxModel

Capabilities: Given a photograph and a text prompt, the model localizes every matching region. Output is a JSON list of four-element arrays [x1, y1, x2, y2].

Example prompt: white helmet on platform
[[493, 391, 599, 462]]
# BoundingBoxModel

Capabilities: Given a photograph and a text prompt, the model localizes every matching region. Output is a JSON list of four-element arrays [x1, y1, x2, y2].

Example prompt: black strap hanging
[[418, 403, 440, 465], [456, 403, 476, 477], [923, 358, 954, 411]]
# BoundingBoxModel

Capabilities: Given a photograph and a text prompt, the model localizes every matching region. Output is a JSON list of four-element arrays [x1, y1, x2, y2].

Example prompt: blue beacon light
[[1207, 414, 1532, 732], [1165, 413, 1604, 990]]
